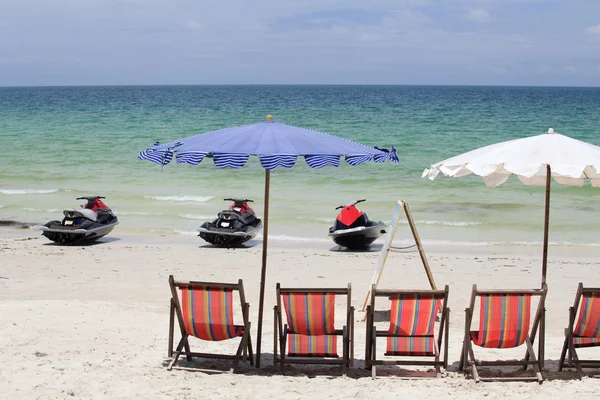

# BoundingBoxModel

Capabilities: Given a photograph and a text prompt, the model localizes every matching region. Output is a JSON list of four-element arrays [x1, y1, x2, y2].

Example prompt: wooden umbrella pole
[[255, 169, 270, 368], [541, 165, 551, 286]]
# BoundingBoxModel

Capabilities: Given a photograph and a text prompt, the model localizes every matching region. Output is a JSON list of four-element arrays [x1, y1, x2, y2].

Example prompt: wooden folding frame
[[364, 285, 450, 378], [168, 275, 253, 373], [558, 283, 600, 378], [273, 283, 354, 376], [459, 284, 547, 383]]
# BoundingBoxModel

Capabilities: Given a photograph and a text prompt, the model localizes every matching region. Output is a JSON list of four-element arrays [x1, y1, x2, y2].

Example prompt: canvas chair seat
[[365, 286, 450, 379], [287, 334, 338, 358], [558, 283, 600, 378], [385, 336, 436, 357], [167, 275, 253, 373], [459, 285, 547, 384], [572, 336, 600, 348], [273, 284, 353, 376], [184, 323, 245, 340]]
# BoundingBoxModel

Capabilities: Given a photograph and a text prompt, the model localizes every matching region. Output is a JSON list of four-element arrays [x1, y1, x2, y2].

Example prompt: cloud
[[586, 24, 600, 34], [565, 65, 577, 73], [1, 0, 600, 86], [463, 9, 491, 23]]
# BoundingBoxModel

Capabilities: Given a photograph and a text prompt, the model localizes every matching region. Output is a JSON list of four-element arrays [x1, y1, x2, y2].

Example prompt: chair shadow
[[162, 351, 369, 379], [449, 358, 600, 381]]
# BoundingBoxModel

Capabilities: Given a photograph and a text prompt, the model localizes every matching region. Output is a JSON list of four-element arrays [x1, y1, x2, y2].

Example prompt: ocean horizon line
[[2, 83, 600, 89]]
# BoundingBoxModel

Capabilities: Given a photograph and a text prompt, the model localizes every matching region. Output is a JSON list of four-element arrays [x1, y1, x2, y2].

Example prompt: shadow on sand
[[198, 239, 262, 250], [328, 243, 383, 253]]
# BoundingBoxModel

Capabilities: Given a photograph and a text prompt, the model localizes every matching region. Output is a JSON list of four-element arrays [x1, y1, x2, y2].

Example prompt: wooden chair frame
[[273, 283, 354, 376], [459, 284, 547, 383], [168, 275, 253, 373], [364, 285, 450, 379], [558, 283, 600, 379]]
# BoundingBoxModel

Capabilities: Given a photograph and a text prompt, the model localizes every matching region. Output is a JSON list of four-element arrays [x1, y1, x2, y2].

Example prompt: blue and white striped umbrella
[[138, 116, 398, 367], [139, 118, 398, 169]]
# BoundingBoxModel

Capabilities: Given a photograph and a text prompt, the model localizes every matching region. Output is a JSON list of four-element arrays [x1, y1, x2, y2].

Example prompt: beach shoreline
[[2, 226, 600, 399]]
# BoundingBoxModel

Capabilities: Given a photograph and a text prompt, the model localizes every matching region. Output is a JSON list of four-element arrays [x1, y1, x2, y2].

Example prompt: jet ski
[[198, 198, 262, 247], [39, 196, 119, 244], [328, 199, 387, 250]]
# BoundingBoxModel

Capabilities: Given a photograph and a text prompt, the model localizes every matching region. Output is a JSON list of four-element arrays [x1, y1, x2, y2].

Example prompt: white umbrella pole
[[541, 165, 551, 286], [255, 169, 270, 368]]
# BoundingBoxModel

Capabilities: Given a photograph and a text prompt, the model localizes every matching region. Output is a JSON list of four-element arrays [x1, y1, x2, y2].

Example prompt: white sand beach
[[1, 229, 600, 399]]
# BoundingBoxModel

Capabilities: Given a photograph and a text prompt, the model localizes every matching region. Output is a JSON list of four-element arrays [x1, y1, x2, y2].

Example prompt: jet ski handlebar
[[335, 199, 366, 210], [223, 198, 254, 203]]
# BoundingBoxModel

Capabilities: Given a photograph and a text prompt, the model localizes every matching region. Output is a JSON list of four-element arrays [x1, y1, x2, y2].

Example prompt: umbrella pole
[[541, 165, 551, 286], [255, 169, 270, 368]]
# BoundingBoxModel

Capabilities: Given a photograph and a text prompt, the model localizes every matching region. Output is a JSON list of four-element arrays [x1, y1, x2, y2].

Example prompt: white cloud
[[586, 24, 600, 34], [565, 65, 577, 73], [464, 9, 491, 23]]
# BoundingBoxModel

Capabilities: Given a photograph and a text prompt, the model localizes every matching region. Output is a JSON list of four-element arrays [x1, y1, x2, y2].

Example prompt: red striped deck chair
[[558, 283, 600, 378], [364, 285, 449, 378], [459, 284, 547, 383], [168, 275, 253, 373], [273, 283, 354, 376]]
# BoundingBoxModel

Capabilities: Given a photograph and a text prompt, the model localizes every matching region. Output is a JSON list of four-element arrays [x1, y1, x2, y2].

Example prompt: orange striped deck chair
[[459, 284, 547, 383], [273, 283, 354, 376], [558, 283, 600, 378], [168, 275, 253, 373], [364, 285, 450, 378]]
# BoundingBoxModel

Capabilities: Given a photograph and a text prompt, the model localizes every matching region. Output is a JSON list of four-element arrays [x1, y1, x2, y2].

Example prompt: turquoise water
[[1, 85, 599, 246]]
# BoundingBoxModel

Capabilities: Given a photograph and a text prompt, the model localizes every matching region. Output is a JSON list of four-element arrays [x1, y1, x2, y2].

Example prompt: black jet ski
[[328, 199, 387, 250], [39, 196, 119, 244], [198, 198, 262, 247]]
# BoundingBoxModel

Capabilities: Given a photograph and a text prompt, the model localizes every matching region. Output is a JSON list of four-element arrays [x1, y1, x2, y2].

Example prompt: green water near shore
[[1, 85, 599, 246]]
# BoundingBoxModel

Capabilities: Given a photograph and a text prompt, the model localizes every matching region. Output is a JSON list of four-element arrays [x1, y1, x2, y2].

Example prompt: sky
[[1, 0, 599, 86]]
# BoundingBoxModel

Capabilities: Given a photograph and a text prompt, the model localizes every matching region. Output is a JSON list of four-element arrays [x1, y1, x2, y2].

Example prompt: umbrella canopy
[[423, 128, 600, 284], [140, 117, 397, 169], [139, 116, 398, 367]]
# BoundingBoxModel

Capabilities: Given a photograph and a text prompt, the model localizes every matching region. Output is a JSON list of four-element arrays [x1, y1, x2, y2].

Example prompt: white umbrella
[[423, 128, 600, 285]]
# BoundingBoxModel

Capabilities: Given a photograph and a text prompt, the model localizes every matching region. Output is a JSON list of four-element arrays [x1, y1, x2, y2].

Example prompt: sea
[[1, 85, 599, 247]]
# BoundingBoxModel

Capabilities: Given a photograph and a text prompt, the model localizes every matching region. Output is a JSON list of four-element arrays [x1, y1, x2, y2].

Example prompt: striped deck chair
[[459, 284, 547, 383], [558, 283, 600, 378], [273, 283, 354, 376], [168, 275, 253, 373], [364, 285, 450, 379]]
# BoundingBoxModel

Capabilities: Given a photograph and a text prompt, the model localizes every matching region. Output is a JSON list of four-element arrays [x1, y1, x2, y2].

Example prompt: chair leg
[[168, 335, 189, 371], [273, 308, 278, 367], [247, 323, 254, 365], [459, 308, 471, 371], [558, 335, 569, 372], [351, 309, 355, 368], [342, 326, 348, 377], [444, 308, 450, 369], [279, 333, 286, 374], [525, 338, 543, 383], [371, 329, 377, 380], [570, 345, 584, 379], [168, 300, 175, 358], [468, 345, 480, 383], [231, 337, 245, 373], [242, 329, 248, 362], [540, 307, 546, 369], [433, 335, 441, 377], [364, 307, 371, 369]]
